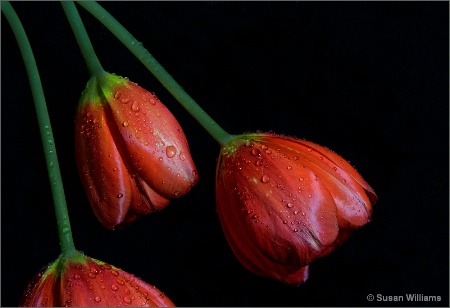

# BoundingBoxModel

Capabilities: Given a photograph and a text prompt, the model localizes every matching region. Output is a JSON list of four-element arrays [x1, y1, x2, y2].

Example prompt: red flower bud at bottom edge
[[19, 252, 175, 307], [215, 133, 378, 286], [75, 73, 198, 229]]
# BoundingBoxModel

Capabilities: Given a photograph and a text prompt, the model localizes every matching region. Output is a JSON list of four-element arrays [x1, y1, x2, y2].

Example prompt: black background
[[2, 1, 449, 307]]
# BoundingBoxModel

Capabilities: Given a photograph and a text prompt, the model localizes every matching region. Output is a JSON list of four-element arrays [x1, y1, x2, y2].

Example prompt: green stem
[[77, 1, 234, 146], [1, 1, 76, 257], [61, 1, 105, 77]]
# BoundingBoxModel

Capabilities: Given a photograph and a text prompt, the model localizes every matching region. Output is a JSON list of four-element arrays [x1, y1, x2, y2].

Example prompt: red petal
[[105, 82, 198, 199], [75, 104, 133, 230]]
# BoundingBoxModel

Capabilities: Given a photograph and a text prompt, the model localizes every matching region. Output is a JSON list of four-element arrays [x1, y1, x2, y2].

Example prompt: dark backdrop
[[2, 1, 448, 307]]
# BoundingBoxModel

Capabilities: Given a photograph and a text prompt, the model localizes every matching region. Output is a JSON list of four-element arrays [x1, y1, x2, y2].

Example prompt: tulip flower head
[[75, 72, 198, 229], [215, 133, 377, 285], [19, 251, 175, 307]]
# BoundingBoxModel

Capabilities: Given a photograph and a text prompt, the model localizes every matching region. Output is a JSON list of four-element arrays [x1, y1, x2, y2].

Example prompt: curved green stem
[[77, 1, 234, 146], [61, 1, 105, 77], [1, 1, 76, 257]]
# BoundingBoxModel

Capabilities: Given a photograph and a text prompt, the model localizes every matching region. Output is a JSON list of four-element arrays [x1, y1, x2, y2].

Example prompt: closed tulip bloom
[[215, 133, 377, 285], [75, 72, 198, 229], [19, 252, 175, 307]]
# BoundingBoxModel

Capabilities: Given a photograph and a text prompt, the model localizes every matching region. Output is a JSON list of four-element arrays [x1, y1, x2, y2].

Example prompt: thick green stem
[[77, 1, 234, 146], [61, 1, 105, 77], [2, 1, 76, 256]]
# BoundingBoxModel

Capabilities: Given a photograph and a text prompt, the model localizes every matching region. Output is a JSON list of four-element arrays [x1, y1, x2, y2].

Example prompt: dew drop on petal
[[123, 296, 132, 304], [114, 92, 122, 99], [121, 98, 130, 104], [122, 121, 129, 127], [308, 194, 312, 198], [255, 160, 263, 166], [111, 284, 119, 291], [299, 177, 304, 182], [94, 297, 101, 303], [261, 175, 270, 183], [174, 191, 180, 196], [251, 149, 260, 156], [111, 270, 119, 277], [117, 193, 124, 198], [131, 101, 140, 112], [166, 145, 177, 158], [287, 166, 292, 170], [74, 274, 81, 280], [287, 203, 294, 208]]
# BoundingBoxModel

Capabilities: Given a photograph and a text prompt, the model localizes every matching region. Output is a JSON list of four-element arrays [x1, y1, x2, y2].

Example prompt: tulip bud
[[75, 72, 198, 229], [215, 133, 377, 285], [19, 252, 175, 307]]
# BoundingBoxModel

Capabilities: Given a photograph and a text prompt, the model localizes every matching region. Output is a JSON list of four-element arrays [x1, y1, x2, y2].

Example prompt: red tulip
[[75, 72, 198, 229], [215, 133, 377, 285], [19, 252, 175, 307]]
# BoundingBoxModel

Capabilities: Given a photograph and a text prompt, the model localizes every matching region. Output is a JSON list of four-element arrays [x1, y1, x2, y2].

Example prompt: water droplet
[[287, 203, 294, 208], [122, 121, 129, 127], [287, 166, 292, 170], [94, 297, 101, 303], [174, 191, 180, 196], [117, 193, 124, 198], [63, 227, 70, 234], [308, 194, 312, 198], [283, 220, 287, 224], [123, 296, 132, 304], [294, 210, 299, 215], [255, 160, 263, 166], [48, 139, 54, 144], [121, 98, 130, 104], [88, 273, 96, 279], [179, 153, 185, 160], [261, 175, 270, 183], [111, 270, 119, 277], [307, 148, 312, 152], [251, 149, 260, 156], [333, 167, 338, 171], [342, 179, 347, 183], [158, 157, 163, 162], [166, 145, 177, 158], [116, 279, 124, 285], [299, 177, 304, 182], [261, 145, 268, 150], [131, 101, 140, 112], [114, 92, 122, 99], [111, 284, 119, 291], [74, 274, 81, 280], [293, 228, 299, 232]]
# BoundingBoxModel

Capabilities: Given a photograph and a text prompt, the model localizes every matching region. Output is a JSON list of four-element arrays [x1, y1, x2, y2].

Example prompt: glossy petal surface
[[215, 133, 377, 285], [20, 252, 175, 307]]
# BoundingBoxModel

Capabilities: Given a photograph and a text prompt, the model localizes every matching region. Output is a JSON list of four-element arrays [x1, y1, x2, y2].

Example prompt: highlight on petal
[[215, 132, 377, 285], [75, 72, 198, 229], [19, 252, 175, 307]]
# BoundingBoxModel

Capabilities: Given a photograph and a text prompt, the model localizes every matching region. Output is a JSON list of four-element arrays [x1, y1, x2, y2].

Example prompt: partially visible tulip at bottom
[[215, 133, 378, 285], [19, 251, 175, 307]]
